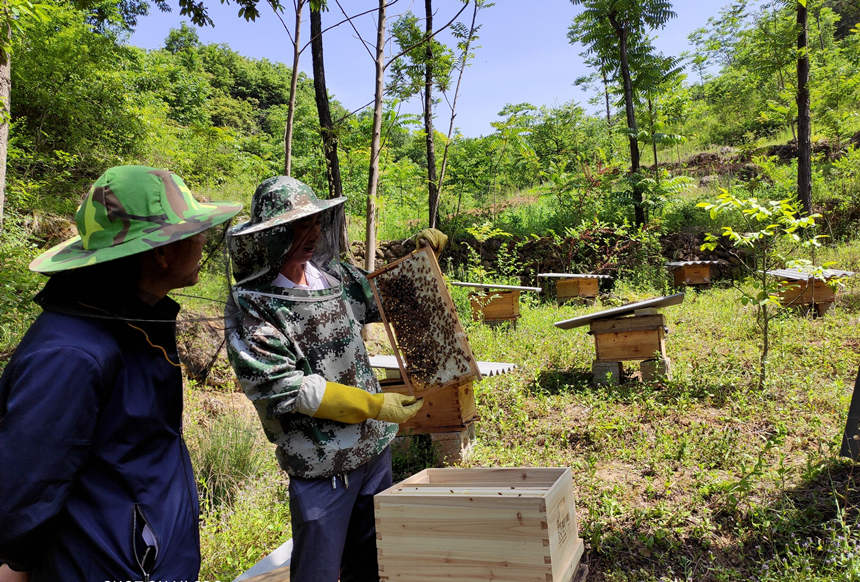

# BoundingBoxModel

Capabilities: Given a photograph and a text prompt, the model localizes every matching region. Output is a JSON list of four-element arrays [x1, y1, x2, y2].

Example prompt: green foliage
[[0, 211, 42, 363], [698, 187, 823, 389], [198, 471, 290, 581], [11, 2, 148, 200], [388, 12, 455, 99], [187, 412, 270, 507]]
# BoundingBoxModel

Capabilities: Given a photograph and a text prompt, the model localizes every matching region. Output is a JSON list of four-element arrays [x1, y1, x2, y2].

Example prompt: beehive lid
[[554, 293, 685, 330], [766, 268, 855, 281], [666, 260, 726, 267], [538, 272, 612, 279], [368, 247, 480, 394], [451, 281, 543, 292]]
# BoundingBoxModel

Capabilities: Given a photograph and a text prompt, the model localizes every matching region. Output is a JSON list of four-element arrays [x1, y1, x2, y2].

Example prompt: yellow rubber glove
[[415, 228, 448, 257], [376, 392, 424, 423], [313, 382, 423, 424]]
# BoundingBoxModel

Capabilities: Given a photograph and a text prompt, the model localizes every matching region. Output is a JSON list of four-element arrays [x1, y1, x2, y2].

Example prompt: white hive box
[[375, 467, 584, 582]]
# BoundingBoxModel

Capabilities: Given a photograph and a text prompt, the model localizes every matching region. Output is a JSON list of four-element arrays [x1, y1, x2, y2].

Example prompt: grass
[[179, 237, 859, 580], [457, 269, 860, 581], [1, 185, 857, 580]]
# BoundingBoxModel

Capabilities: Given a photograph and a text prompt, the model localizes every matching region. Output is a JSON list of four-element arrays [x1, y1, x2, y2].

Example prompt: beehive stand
[[555, 294, 685, 385], [368, 247, 480, 395], [375, 467, 586, 582], [538, 273, 612, 305], [451, 281, 542, 327], [666, 260, 725, 287], [766, 268, 855, 317], [371, 355, 518, 463]]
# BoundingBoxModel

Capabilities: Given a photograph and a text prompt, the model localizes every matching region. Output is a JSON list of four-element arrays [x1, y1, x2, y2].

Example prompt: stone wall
[[347, 229, 735, 284]]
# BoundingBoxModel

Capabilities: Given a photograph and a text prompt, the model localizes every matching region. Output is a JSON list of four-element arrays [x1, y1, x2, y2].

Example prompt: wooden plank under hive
[[368, 247, 480, 395], [375, 467, 584, 582]]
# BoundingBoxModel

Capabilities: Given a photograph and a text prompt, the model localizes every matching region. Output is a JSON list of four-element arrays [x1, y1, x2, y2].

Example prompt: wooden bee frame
[[368, 247, 480, 395]]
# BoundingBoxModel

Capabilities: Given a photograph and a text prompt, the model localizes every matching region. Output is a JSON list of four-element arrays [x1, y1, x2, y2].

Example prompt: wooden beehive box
[[375, 467, 584, 582], [469, 289, 520, 323], [368, 247, 480, 395], [557, 277, 599, 301], [590, 313, 666, 362], [380, 379, 477, 434], [672, 263, 711, 286], [778, 278, 835, 307]]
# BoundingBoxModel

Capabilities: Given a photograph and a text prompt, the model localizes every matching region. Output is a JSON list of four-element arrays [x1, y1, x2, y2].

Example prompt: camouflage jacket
[[225, 259, 397, 479]]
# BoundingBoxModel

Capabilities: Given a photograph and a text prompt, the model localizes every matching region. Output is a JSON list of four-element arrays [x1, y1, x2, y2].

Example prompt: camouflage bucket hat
[[30, 165, 242, 273], [229, 176, 346, 238]]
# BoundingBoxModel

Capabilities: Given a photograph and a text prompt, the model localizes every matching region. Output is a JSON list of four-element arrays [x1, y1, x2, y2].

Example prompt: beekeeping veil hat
[[227, 176, 347, 285]]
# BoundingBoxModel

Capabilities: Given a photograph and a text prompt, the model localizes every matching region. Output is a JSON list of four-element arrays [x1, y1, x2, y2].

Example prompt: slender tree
[[423, 0, 440, 228], [437, 0, 488, 208], [365, 0, 385, 271], [309, 3, 342, 199], [796, 0, 812, 215], [0, 3, 10, 233], [570, 0, 676, 226], [388, 3, 465, 229], [283, 0, 306, 176]]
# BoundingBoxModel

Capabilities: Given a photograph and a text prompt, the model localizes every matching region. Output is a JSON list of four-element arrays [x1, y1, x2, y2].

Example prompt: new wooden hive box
[[375, 467, 584, 582]]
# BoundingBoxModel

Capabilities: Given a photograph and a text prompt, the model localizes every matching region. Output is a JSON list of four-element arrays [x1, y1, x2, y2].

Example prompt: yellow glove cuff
[[313, 382, 384, 424]]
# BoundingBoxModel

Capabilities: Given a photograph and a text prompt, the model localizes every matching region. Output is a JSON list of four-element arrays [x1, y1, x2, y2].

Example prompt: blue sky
[[128, 0, 734, 138]]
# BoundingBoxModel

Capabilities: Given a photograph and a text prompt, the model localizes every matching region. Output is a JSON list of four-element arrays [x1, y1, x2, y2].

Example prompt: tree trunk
[[0, 20, 9, 233], [424, 0, 440, 229], [602, 69, 614, 156], [365, 0, 386, 272], [648, 96, 659, 182], [437, 0, 479, 209], [310, 7, 342, 200], [602, 70, 611, 128], [796, 1, 812, 216], [284, 0, 306, 176], [610, 15, 645, 226]]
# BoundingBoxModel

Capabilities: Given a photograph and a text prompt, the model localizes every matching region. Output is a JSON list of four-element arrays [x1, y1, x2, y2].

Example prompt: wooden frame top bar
[[451, 281, 543, 292]]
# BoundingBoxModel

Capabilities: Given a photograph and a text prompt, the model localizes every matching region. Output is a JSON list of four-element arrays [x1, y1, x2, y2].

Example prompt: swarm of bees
[[369, 247, 479, 393]]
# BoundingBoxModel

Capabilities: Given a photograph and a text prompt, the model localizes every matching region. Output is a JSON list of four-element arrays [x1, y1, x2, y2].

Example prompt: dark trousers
[[288, 447, 392, 582]]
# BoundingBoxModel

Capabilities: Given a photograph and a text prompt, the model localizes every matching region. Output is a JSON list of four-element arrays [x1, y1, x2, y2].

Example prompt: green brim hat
[[30, 165, 242, 273], [229, 175, 346, 238]]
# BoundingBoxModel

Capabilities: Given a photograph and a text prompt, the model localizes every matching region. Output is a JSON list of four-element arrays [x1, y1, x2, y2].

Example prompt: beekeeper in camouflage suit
[[0, 165, 241, 582], [225, 176, 426, 582]]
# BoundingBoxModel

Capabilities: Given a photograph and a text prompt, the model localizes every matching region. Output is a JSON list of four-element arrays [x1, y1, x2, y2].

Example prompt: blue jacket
[[0, 289, 200, 581]]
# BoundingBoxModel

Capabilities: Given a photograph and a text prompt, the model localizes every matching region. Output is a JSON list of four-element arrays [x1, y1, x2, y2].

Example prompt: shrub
[[188, 412, 270, 507]]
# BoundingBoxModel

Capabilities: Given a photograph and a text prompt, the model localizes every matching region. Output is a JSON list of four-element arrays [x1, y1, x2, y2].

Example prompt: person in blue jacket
[[0, 166, 240, 581]]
